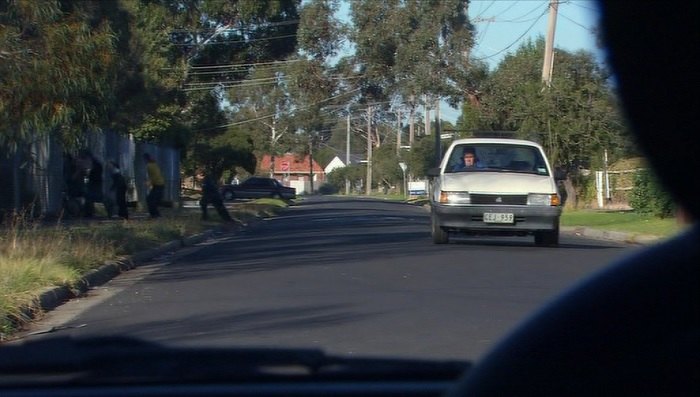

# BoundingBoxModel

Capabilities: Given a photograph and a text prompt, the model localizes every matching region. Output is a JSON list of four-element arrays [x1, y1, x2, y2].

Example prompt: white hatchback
[[428, 138, 562, 245]]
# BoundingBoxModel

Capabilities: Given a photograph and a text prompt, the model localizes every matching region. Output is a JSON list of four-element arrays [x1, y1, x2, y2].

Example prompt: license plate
[[483, 212, 514, 224]]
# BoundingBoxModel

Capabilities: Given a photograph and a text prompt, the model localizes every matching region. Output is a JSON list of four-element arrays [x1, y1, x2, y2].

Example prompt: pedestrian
[[200, 174, 232, 221], [143, 153, 165, 218], [80, 151, 103, 218], [107, 160, 129, 220]]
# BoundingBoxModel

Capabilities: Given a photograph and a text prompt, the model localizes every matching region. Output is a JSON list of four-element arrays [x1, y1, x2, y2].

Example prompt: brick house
[[257, 153, 325, 194]]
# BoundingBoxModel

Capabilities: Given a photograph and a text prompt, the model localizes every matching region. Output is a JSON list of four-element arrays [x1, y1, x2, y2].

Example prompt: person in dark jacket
[[80, 151, 103, 218], [200, 174, 232, 221], [107, 160, 129, 220]]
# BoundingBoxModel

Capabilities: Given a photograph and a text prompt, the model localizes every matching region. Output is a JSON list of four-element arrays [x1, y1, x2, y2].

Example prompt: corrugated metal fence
[[0, 131, 180, 219]]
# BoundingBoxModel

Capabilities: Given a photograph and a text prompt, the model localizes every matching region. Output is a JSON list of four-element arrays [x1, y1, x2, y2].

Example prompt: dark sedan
[[220, 177, 296, 201]]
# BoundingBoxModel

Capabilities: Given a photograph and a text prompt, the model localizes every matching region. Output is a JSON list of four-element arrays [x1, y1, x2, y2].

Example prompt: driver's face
[[464, 153, 475, 166]]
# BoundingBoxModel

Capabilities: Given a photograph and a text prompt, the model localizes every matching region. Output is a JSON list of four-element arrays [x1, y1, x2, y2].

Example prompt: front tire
[[431, 213, 449, 244], [535, 225, 559, 247]]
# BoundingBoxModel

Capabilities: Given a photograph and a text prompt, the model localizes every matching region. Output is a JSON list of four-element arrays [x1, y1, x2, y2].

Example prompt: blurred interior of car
[[0, 1, 698, 396]]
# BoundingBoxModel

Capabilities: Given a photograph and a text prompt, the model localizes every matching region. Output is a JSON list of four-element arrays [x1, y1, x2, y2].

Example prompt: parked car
[[220, 176, 296, 201], [428, 138, 563, 246]]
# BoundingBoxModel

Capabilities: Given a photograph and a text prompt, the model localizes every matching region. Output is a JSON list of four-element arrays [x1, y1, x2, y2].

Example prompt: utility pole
[[424, 95, 431, 135], [309, 137, 314, 193], [409, 95, 416, 147], [366, 106, 373, 196], [542, 0, 559, 87], [396, 108, 402, 155], [346, 114, 351, 195], [434, 98, 442, 166]]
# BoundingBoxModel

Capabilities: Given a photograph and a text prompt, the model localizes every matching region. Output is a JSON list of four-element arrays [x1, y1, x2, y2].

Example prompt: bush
[[629, 170, 675, 218], [318, 183, 338, 195]]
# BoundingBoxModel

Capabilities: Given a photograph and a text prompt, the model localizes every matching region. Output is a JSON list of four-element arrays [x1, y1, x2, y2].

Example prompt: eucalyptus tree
[[124, 0, 302, 177], [0, 0, 119, 151], [285, 0, 346, 190], [350, 0, 477, 146]]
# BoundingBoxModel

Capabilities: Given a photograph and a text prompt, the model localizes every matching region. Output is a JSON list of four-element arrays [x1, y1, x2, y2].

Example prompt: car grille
[[470, 194, 528, 205]]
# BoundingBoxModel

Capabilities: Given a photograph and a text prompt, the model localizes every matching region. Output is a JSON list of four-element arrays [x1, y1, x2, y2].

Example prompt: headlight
[[527, 193, 560, 206], [440, 191, 471, 204]]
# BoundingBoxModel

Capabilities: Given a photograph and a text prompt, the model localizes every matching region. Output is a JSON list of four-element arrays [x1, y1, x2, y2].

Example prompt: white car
[[429, 138, 563, 245]]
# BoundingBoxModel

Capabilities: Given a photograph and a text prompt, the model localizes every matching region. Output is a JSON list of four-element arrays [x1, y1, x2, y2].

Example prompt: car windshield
[[1, 0, 694, 392], [446, 144, 549, 175]]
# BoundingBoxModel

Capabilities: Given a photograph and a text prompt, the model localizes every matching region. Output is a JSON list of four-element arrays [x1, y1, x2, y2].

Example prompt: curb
[[561, 226, 662, 245]]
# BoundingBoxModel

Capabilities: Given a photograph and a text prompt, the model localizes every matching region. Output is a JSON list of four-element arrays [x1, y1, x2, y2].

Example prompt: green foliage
[[297, 0, 343, 60], [478, 38, 627, 170], [318, 183, 338, 195], [0, 0, 119, 150], [405, 135, 437, 178], [629, 170, 675, 218], [372, 144, 401, 188], [350, 0, 475, 102], [326, 165, 364, 192]]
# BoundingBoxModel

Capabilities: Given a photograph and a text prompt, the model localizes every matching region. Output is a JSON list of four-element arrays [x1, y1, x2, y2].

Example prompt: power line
[[558, 11, 596, 33], [169, 19, 300, 33], [471, 6, 549, 62], [171, 33, 297, 46], [196, 87, 362, 131], [187, 59, 301, 70]]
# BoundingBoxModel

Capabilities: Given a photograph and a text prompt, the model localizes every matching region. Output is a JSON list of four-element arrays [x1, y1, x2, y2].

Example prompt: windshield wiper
[[0, 336, 470, 386]]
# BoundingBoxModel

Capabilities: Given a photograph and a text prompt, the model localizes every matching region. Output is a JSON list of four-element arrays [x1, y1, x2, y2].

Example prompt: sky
[[336, 0, 605, 124]]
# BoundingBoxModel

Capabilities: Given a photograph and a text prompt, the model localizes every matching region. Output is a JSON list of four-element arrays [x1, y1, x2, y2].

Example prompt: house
[[257, 153, 325, 194], [324, 154, 365, 175]]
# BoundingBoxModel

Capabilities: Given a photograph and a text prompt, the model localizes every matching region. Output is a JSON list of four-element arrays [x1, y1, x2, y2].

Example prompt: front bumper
[[432, 204, 561, 234]]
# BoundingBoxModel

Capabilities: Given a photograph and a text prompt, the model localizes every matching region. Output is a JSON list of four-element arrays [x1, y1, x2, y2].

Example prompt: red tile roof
[[258, 153, 324, 174]]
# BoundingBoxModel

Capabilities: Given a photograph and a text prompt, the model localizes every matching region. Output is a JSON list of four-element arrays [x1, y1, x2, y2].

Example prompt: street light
[[398, 162, 407, 200]]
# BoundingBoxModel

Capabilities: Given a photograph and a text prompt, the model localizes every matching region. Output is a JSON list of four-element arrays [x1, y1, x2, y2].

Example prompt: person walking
[[81, 151, 103, 218], [143, 153, 165, 218], [107, 160, 129, 220], [200, 174, 232, 221]]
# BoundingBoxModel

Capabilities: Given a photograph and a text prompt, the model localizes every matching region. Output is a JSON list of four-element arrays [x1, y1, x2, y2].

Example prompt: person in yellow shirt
[[143, 153, 165, 218]]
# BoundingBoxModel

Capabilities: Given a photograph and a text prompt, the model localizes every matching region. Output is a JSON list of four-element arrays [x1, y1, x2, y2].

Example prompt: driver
[[452, 147, 485, 171]]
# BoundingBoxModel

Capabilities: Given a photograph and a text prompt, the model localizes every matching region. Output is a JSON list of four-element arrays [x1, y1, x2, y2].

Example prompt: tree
[[0, 0, 119, 151], [475, 38, 629, 207], [126, 0, 302, 177], [287, 0, 345, 191], [350, 0, 478, 141]]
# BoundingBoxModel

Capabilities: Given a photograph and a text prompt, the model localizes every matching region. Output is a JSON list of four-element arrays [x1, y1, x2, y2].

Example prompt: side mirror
[[427, 167, 441, 178]]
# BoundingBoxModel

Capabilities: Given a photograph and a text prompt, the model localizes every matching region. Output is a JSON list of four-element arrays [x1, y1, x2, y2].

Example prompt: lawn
[[561, 209, 685, 238]]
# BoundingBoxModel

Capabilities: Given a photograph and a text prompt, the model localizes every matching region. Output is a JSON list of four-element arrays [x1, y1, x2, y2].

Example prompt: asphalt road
[[21, 196, 637, 361]]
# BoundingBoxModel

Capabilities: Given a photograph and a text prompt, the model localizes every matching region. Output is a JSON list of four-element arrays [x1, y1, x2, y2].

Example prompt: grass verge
[[0, 200, 285, 339], [561, 209, 685, 238]]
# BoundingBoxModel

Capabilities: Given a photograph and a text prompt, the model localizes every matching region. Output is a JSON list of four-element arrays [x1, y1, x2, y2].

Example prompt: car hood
[[441, 172, 556, 194]]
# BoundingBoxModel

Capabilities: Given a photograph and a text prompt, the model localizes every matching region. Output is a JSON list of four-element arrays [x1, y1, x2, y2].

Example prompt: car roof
[[448, 138, 544, 150]]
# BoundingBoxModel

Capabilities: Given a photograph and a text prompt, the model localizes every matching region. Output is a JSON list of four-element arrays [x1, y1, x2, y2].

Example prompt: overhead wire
[[171, 33, 298, 46], [471, 4, 549, 62], [197, 87, 363, 131]]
